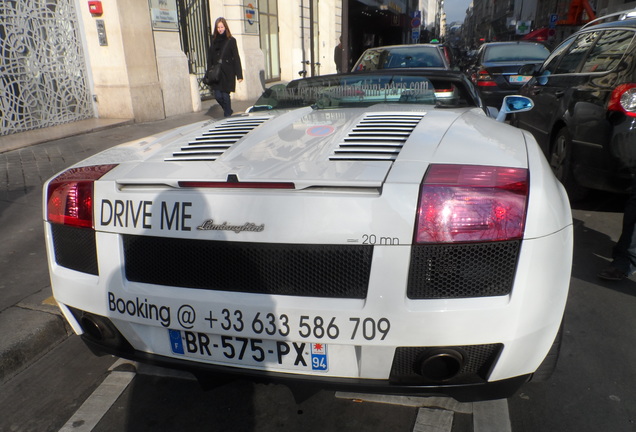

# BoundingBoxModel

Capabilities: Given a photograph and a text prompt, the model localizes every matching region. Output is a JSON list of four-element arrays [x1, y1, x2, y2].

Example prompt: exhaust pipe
[[80, 312, 118, 342], [67, 307, 135, 356], [415, 349, 465, 382]]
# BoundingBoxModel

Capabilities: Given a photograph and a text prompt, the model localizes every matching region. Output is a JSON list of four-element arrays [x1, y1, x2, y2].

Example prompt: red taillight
[[441, 46, 452, 66], [46, 164, 117, 228], [477, 81, 498, 87], [415, 164, 528, 243], [435, 85, 454, 94], [476, 69, 497, 87], [608, 83, 636, 117]]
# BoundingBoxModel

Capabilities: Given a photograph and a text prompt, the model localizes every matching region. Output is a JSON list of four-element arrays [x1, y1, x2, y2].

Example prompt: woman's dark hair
[[213, 17, 232, 39]]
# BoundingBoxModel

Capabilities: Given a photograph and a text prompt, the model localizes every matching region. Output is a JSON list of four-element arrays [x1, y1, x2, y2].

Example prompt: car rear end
[[43, 108, 572, 402], [352, 45, 448, 72], [515, 18, 636, 195], [473, 43, 550, 106]]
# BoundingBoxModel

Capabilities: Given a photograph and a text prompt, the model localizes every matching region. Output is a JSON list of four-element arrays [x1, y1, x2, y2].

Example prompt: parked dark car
[[352, 44, 452, 71], [467, 41, 550, 107], [513, 10, 636, 200]]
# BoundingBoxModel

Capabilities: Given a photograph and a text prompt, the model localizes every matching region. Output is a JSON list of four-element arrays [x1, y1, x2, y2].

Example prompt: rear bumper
[[81, 333, 530, 403], [49, 222, 572, 402]]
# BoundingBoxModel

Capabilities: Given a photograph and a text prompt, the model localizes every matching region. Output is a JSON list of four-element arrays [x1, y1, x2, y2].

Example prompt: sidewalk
[[0, 98, 256, 153], [0, 98, 256, 384]]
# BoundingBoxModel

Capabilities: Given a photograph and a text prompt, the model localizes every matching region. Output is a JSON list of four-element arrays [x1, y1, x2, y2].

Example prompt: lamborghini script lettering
[[197, 219, 265, 233]]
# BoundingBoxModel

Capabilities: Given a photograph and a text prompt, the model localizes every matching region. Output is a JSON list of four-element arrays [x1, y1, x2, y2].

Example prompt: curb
[[0, 300, 73, 384], [0, 118, 134, 154]]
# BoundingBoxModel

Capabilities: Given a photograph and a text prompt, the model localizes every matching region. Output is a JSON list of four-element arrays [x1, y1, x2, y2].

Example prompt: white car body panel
[[44, 84, 573, 401]]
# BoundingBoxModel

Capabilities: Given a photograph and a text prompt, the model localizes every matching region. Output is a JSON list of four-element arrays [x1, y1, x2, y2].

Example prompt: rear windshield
[[354, 47, 446, 71], [251, 74, 478, 111], [484, 44, 550, 62]]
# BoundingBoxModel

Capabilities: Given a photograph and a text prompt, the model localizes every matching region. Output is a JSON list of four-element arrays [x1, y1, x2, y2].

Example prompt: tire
[[530, 320, 563, 382], [550, 127, 588, 201]]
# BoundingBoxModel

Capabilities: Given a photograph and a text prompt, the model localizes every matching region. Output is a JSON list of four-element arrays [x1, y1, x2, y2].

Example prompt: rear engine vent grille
[[166, 116, 271, 162], [407, 241, 520, 299], [330, 113, 424, 161], [123, 235, 373, 299]]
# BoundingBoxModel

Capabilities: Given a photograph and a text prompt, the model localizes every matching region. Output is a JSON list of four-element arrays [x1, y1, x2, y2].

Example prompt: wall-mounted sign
[[516, 20, 531, 35], [150, 0, 179, 31], [244, 1, 258, 34], [96, 19, 108, 46]]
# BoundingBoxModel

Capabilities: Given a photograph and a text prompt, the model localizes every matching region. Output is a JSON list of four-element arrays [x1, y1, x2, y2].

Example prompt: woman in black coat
[[207, 17, 243, 117]]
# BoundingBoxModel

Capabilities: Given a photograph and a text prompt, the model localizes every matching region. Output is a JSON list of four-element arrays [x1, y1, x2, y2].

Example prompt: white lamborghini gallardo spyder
[[44, 70, 572, 402]]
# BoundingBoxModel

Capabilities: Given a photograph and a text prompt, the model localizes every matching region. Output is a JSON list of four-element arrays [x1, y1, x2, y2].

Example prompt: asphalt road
[[1, 105, 636, 431]]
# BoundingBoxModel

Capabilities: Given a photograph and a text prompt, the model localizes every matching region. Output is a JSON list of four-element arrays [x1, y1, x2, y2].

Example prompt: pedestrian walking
[[598, 174, 636, 280], [206, 17, 243, 117], [334, 36, 343, 73]]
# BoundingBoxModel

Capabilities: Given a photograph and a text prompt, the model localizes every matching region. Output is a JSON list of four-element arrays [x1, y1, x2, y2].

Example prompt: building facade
[[2, 0, 425, 137], [462, 0, 636, 48]]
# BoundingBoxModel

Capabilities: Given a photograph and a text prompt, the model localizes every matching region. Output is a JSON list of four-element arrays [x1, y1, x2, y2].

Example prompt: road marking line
[[413, 407, 454, 432], [58, 368, 134, 432], [473, 399, 512, 432], [335, 392, 472, 414], [336, 392, 512, 431]]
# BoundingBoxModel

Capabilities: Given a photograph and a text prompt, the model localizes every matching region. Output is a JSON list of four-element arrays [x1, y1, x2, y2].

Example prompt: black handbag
[[203, 40, 229, 85], [205, 64, 222, 84]]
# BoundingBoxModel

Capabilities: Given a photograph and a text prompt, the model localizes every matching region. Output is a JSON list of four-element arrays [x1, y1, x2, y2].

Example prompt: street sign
[[549, 13, 558, 28], [411, 10, 421, 28], [516, 20, 531, 35]]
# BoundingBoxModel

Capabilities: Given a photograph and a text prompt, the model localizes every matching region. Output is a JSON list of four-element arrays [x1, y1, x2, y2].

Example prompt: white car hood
[[88, 105, 528, 189]]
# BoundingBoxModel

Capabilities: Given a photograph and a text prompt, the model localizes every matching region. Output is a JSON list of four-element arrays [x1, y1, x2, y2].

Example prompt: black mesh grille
[[407, 241, 520, 299], [389, 344, 503, 384], [123, 235, 373, 298], [51, 224, 98, 275]]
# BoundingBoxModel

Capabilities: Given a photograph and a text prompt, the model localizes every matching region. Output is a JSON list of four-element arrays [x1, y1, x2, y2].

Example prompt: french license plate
[[509, 75, 531, 83], [168, 329, 328, 372]]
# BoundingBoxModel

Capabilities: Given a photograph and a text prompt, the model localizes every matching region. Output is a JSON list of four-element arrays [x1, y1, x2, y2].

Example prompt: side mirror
[[496, 95, 534, 122]]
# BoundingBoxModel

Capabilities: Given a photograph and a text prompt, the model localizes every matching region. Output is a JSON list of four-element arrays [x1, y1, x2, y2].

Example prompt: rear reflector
[[415, 164, 528, 243], [47, 164, 117, 228]]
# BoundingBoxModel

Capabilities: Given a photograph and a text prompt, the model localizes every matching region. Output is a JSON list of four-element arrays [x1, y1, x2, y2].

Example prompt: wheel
[[530, 320, 563, 382], [550, 127, 588, 201]]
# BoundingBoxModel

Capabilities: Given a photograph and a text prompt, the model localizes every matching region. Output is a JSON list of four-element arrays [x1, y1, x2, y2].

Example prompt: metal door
[[177, 0, 212, 99], [0, 0, 93, 136]]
